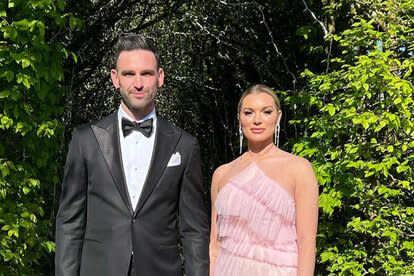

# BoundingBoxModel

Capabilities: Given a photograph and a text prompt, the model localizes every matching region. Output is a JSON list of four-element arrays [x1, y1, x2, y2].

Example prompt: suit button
[[132, 219, 136, 223]]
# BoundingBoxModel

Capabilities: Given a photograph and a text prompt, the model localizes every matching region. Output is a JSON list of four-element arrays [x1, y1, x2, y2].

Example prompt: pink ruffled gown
[[213, 162, 297, 276]]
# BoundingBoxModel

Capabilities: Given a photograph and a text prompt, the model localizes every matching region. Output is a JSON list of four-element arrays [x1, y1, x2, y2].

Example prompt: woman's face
[[239, 93, 281, 145]]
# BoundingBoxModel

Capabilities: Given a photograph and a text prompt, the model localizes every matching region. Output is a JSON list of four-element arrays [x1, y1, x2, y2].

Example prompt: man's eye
[[264, 110, 273, 114], [244, 111, 253, 115]]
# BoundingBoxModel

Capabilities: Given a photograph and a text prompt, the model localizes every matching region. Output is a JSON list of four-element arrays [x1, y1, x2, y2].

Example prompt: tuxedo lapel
[[92, 113, 132, 214], [134, 118, 181, 216]]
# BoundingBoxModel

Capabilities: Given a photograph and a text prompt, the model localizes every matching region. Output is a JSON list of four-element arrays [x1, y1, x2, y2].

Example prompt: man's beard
[[121, 87, 157, 113]]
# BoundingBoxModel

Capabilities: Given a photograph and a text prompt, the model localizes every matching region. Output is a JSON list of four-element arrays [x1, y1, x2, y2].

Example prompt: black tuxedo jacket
[[55, 112, 209, 276]]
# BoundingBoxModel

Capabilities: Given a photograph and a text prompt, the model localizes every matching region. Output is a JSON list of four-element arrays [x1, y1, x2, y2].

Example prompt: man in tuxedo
[[55, 34, 209, 276]]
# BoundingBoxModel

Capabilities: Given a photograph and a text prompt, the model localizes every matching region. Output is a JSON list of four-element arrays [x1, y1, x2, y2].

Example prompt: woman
[[209, 84, 318, 275]]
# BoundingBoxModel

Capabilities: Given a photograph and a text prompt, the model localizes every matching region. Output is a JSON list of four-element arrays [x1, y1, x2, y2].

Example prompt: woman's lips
[[250, 128, 265, 134]]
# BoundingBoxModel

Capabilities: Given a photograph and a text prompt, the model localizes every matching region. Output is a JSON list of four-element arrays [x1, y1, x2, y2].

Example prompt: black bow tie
[[121, 117, 153, 137]]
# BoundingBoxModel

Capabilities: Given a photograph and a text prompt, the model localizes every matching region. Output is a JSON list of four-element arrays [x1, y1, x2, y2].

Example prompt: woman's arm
[[295, 158, 319, 276], [209, 166, 225, 275]]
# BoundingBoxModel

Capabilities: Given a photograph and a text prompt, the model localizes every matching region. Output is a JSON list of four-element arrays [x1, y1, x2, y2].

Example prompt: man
[[55, 34, 209, 276]]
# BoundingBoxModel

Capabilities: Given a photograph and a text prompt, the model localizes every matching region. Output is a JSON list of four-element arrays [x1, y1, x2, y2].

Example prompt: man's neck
[[121, 103, 154, 121]]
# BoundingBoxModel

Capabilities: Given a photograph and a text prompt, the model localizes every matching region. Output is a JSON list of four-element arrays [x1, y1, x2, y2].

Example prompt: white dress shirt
[[118, 106, 156, 211]]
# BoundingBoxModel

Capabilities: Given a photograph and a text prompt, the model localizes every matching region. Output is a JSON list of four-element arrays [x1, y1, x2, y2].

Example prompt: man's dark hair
[[114, 33, 160, 68]]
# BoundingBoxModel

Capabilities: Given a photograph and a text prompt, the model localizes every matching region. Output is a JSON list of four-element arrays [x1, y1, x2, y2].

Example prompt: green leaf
[[1, 71, 15, 82], [396, 165, 408, 173], [22, 186, 30, 194], [15, 19, 30, 30], [57, 0, 66, 10], [37, 21, 45, 37], [21, 212, 30, 218], [1, 225, 11, 231], [72, 52, 78, 63], [319, 190, 342, 216], [30, 214, 37, 223], [43, 241, 55, 253], [320, 251, 337, 263], [21, 58, 31, 68], [8, 229, 18, 238], [69, 17, 77, 29], [0, 90, 10, 98], [362, 120, 369, 129], [393, 98, 402, 105], [29, 179, 40, 187], [296, 26, 312, 40], [1, 116, 13, 129], [327, 105, 336, 116]]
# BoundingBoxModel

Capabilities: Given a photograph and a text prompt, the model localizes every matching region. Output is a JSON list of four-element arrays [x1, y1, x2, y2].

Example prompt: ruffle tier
[[214, 162, 298, 269], [213, 248, 297, 276], [215, 162, 296, 241]]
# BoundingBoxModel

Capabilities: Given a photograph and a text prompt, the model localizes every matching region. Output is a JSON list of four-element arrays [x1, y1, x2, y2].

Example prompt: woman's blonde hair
[[237, 84, 281, 114]]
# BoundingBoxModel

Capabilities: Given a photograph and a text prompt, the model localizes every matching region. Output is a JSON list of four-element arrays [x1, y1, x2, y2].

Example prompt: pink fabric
[[214, 162, 298, 276]]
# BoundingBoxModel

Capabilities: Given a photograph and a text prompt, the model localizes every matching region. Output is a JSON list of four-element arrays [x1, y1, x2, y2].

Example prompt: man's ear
[[111, 69, 120, 89], [158, 67, 165, 88]]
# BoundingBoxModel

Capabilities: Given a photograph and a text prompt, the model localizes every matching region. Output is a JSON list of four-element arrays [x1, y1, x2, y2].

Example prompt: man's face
[[111, 49, 164, 120]]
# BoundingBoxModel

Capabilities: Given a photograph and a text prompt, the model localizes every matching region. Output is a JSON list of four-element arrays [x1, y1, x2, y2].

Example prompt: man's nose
[[133, 76, 144, 89]]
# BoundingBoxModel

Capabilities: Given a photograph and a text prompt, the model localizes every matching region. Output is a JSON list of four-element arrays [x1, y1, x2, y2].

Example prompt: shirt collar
[[117, 105, 157, 123]]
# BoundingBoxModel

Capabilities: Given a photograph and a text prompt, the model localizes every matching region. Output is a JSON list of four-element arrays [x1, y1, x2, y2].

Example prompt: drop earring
[[239, 125, 243, 154], [275, 123, 280, 148]]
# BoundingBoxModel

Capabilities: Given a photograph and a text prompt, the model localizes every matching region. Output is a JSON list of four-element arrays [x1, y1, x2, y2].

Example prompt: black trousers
[[128, 254, 136, 276]]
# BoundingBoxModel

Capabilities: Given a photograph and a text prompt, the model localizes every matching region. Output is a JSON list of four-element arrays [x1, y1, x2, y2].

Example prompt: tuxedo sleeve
[[179, 138, 210, 276], [55, 128, 87, 276]]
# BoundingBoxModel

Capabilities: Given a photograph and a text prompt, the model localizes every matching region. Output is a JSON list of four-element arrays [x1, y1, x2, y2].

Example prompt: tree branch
[[259, 7, 297, 90], [302, 0, 333, 73], [302, 0, 328, 36]]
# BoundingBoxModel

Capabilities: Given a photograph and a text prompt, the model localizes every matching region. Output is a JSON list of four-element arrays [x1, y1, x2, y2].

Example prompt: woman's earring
[[275, 123, 280, 148], [239, 125, 243, 154]]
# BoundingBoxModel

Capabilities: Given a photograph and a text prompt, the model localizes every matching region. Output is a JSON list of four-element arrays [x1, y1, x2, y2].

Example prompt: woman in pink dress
[[209, 84, 318, 276]]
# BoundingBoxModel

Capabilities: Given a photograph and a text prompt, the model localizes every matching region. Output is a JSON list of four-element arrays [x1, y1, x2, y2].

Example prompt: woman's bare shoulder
[[212, 163, 231, 181], [213, 159, 237, 181], [289, 154, 314, 173], [281, 153, 317, 187], [263, 149, 315, 179], [273, 149, 313, 168], [212, 158, 241, 189]]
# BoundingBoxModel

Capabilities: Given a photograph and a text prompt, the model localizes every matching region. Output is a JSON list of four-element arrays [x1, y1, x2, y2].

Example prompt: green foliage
[[289, 0, 414, 274], [1, 0, 412, 274], [0, 0, 77, 274]]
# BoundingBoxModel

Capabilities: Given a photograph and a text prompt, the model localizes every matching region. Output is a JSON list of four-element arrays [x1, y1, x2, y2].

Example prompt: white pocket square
[[167, 152, 181, 167]]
